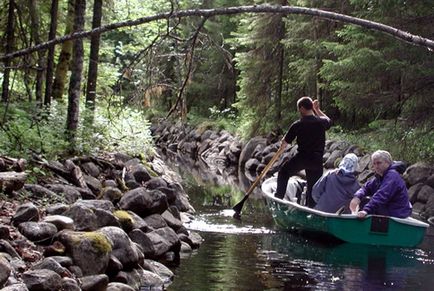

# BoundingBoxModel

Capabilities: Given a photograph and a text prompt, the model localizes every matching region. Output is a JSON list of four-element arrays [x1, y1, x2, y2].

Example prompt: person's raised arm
[[312, 100, 331, 122]]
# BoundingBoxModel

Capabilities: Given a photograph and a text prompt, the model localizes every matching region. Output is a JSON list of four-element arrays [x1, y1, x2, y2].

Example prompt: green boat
[[261, 177, 429, 247]]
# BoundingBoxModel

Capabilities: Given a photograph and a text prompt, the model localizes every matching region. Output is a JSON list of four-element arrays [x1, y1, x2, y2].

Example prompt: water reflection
[[260, 232, 434, 290]]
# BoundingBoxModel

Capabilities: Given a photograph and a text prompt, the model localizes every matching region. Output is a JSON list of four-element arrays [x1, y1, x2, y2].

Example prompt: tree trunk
[[28, 0, 45, 103], [52, 0, 74, 100], [44, 0, 59, 105], [66, 0, 86, 146], [1, 0, 15, 103], [85, 0, 103, 111]]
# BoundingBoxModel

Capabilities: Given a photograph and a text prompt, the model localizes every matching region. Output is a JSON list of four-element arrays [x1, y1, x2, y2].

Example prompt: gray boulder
[[107, 282, 135, 291], [43, 215, 74, 231], [63, 204, 98, 231], [12, 203, 39, 227], [18, 222, 57, 243], [0, 256, 11, 287], [80, 274, 109, 291], [0, 283, 29, 291], [115, 269, 163, 291], [60, 277, 81, 291], [98, 226, 140, 269], [404, 162, 433, 185], [119, 188, 168, 217], [56, 230, 112, 276], [22, 269, 61, 291], [143, 259, 174, 285], [45, 184, 82, 204]]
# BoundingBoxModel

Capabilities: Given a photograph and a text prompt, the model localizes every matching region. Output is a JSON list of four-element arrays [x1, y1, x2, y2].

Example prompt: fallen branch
[[1, 4, 433, 62]]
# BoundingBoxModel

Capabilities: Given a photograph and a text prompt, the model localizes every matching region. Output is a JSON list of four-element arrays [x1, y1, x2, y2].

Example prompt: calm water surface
[[164, 154, 434, 290]]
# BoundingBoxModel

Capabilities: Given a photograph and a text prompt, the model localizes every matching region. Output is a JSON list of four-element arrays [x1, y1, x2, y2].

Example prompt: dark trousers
[[275, 153, 323, 208]]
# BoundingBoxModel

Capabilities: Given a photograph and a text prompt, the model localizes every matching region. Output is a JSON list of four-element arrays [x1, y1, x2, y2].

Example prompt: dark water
[[164, 154, 434, 290]]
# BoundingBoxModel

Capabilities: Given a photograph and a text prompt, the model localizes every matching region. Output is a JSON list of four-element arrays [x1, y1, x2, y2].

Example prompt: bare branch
[[166, 17, 208, 120], [1, 5, 434, 61]]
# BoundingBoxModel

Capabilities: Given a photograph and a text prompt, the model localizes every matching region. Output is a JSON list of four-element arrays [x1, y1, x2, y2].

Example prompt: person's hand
[[281, 139, 288, 149], [349, 197, 360, 214], [357, 210, 367, 219], [312, 100, 320, 112]]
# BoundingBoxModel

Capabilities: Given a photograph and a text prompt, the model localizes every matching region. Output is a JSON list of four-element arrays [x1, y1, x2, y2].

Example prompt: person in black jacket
[[274, 96, 331, 207]]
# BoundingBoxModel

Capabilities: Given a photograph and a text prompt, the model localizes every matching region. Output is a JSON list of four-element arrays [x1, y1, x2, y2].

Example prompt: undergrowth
[[328, 119, 434, 164], [0, 100, 155, 161]]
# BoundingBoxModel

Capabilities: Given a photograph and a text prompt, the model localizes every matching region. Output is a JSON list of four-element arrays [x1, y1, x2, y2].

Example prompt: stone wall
[[0, 152, 203, 290]]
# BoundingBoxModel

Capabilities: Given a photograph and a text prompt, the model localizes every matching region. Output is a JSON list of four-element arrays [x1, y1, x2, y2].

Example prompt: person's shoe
[[274, 192, 284, 199]]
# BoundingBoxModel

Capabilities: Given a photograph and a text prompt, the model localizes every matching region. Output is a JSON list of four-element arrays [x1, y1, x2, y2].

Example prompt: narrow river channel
[[163, 153, 434, 290]]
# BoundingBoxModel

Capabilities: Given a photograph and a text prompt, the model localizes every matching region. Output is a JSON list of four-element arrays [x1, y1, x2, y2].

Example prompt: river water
[[163, 154, 434, 291]]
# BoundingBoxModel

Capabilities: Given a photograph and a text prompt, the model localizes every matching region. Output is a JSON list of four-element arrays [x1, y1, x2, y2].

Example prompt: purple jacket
[[354, 164, 412, 218]]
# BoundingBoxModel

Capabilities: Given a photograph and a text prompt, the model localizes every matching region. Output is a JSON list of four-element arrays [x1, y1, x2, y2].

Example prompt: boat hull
[[262, 177, 429, 247]]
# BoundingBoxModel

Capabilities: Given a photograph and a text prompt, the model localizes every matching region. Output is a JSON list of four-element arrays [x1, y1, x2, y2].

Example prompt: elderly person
[[349, 150, 412, 218], [312, 153, 361, 213]]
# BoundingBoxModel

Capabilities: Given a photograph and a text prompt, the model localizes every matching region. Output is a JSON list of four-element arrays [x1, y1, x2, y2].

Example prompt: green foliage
[[233, 0, 289, 137], [329, 120, 434, 164], [188, 105, 238, 133], [0, 102, 70, 159], [319, 0, 434, 127], [92, 101, 155, 157], [0, 100, 154, 160]]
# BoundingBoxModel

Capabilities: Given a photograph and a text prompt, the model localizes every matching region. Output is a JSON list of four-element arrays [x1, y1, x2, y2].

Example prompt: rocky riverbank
[[0, 153, 202, 290], [151, 122, 434, 222]]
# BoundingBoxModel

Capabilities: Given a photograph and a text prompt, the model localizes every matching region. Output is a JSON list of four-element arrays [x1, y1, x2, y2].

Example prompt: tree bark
[[28, 0, 45, 103], [66, 0, 86, 146], [85, 0, 103, 111], [44, 0, 59, 105], [2, 4, 434, 62], [52, 0, 74, 100], [1, 0, 15, 103]]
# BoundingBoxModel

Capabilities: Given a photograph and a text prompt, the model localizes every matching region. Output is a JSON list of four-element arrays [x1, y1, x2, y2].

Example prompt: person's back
[[313, 170, 360, 213], [312, 153, 360, 213], [286, 115, 329, 156]]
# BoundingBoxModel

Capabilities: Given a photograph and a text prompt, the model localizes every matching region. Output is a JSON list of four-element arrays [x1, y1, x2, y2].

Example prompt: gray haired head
[[371, 150, 393, 164]]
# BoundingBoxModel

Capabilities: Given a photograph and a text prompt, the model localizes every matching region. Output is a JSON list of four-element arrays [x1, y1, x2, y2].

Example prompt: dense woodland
[[0, 0, 433, 163]]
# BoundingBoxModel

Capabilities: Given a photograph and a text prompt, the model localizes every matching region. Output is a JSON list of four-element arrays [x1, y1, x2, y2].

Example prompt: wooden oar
[[233, 144, 286, 217]]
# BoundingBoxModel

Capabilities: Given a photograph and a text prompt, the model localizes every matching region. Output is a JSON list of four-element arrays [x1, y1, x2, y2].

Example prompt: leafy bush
[[329, 119, 434, 164], [0, 100, 155, 160]]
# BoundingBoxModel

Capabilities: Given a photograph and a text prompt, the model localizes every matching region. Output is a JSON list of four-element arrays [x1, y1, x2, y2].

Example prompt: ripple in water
[[184, 209, 275, 234]]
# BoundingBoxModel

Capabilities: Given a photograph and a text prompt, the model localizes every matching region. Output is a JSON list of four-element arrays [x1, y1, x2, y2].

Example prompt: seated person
[[350, 150, 412, 218], [312, 153, 361, 213], [283, 177, 306, 203]]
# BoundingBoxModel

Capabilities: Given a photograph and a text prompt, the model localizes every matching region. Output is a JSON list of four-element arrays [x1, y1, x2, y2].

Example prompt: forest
[[1, 0, 433, 163]]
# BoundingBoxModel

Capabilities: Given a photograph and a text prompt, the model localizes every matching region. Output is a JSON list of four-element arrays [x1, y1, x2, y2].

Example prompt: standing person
[[312, 153, 361, 213], [349, 150, 412, 218], [274, 96, 331, 207]]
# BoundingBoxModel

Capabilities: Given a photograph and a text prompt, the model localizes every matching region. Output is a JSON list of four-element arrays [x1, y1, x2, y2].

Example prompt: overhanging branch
[[1, 4, 434, 62]]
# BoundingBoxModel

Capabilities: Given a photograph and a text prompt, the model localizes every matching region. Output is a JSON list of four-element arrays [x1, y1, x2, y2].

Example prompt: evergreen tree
[[320, 0, 434, 127], [234, 0, 289, 137]]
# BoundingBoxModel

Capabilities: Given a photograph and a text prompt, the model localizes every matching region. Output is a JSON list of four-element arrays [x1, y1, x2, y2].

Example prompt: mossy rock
[[114, 210, 134, 231], [71, 231, 112, 254]]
